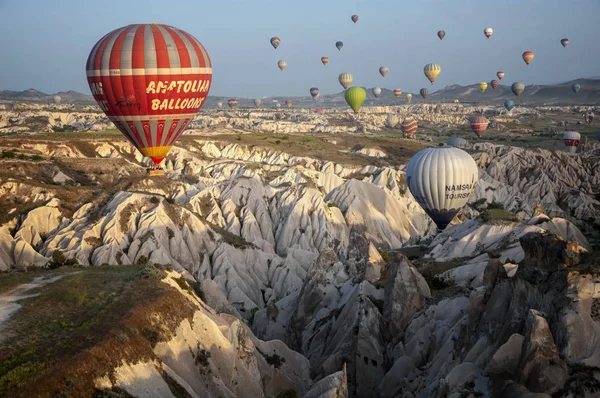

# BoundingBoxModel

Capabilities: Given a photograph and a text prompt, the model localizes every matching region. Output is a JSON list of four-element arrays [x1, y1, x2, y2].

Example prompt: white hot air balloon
[[563, 131, 580, 153], [53, 95, 62, 104], [372, 87, 382, 98], [254, 98, 262, 108], [447, 137, 468, 148], [277, 60, 287, 71], [338, 73, 353, 90], [386, 115, 399, 128], [406, 147, 479, 231], [217, 102, 223, 109]]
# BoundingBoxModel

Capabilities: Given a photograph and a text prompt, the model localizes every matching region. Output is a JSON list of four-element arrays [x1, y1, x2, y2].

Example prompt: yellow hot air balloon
[[424, 63, 441, 84], [479, 82, 488, 93], [277, 60, 287, 71], [453, 99, 459, 103], [406, 93, 413, 104], [344, 87, 366, 113]]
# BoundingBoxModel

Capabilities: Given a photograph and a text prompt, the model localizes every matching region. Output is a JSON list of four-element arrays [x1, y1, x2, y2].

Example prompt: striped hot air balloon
[[336, 41, 343, 51], [270, 37, 281, 49], [512, 82, 525, 97], [338, 73, 353, 90], [86, 24, 212, 169], [497, 71, 505, 80], [401, 118, 418, 139], [254, 98, 262, 108], [420, 88, 428, 99], [561, 38, 569, 48], [379, 66, 389, 78], [393, 89, 403, 98], [484, 28, 493, 39], [372, 87, 382, 98], [277, 60, 287, 71], [351, 15, 359, 23], [406, 147, 478, 231], [321, 56, 329, 66], [437, 30, 445, 40], [564, 131, 580, 153], [522, 51, 534, 65], [490, 80, 499, 89], [310, 87, 320, 101], [479, 82, 488, 93], [285, 100, 293, 108], [424, 63, 441, 84], [470, 115, 489, 138], [228, 99, 238, 109]]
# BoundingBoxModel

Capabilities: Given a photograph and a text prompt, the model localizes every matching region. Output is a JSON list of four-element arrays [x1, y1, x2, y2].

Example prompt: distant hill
[[1, 77, 599, 108]]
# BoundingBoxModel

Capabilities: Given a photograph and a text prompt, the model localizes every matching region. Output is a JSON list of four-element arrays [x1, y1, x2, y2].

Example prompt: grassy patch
[[0, 265, 196, 398], [482, 209, 520, 225]]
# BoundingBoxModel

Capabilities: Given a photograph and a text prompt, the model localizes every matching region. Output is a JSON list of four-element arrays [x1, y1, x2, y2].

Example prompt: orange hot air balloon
[[522, 51, 534, 65], [393, 89, 403, 98], [321, 56, 329, 66], [86, 24, 212, 170], [490, 80, 499, 89]]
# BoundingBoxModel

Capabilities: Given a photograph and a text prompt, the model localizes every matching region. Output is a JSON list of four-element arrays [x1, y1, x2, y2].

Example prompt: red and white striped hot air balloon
[[497, 71, 505, 80], [86, 24, 212, 170], [522, 51, 534, 65], [470, 115, 489, 138], [563, 131, 580, 153]]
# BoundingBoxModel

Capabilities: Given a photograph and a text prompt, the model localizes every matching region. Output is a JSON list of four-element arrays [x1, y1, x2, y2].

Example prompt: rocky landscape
[[0, 105, 600, 397]]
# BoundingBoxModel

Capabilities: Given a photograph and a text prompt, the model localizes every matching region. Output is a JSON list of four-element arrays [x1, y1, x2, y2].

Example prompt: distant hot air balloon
[[470, 115, 489, 137], [336, 41, 343, 51], [344, 87, 366, 114], [86, 23, 212, 171], [522, 51, 534, 65], [406, 93, 413, 104], [406, 146, 479, 231], [584, 111, 594, 125], [504, 100, 515, 112], [372, 87, 382, 98], [276, 103, 281, 108], [420, 88, 429, 99], [254, 98, 262, 108], [561, 38, 569, 48], [572, 84, 581, 93], [437, 30, 445, 40], [484, 28, 493, 39], [401, 118, 418, 139], [338, 73, 353, 90], [424, 63, 441, 84], [217, 102, 223, 109], [453, 99, 459, 103], [351, 15, 359, 23], [321, 56, 329, 66], [53, 95, 62, 104], [511, 82, 525, 97], [270, 37, 281, 49], [277, 60, 287, 71], [228, 99, 238, 109], [386, 115, 399, 128], [479, 82, 488, 93], [564, 131, 580, 153], [490, 80, 499, 89], [393, 89, 403, 98], [447, 137, 468, 148], [285, 100, 293, 108], [379, 66, 389, 78], [310, 87, 320, 101], [497, 71, 505, 80]]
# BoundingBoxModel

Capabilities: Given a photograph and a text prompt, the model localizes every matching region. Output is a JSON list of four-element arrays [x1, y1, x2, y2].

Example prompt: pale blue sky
[[0, 0, 598, 97]]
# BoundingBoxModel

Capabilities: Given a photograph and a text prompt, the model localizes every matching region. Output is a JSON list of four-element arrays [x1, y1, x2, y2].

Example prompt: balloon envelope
[[561, 38, 569, 47], [310, 87, 320, 100], [522, 51, 534, 65], [572, 84, 581, 93], [344, 87, 366, 113], [512, 82, 525, 97], [479, 82, 488, 93], [372, 87, 382, 98], [321, 56, 329, 66], [277, 60, 287, 71], [379, 66, 389, 78], [386, 115, 399, 128], [437, 30, 445, 40], [424, 63, 441, 84], [336, 41, 343, 50], [420, 88, 428, 98], [86, 23, 212, 166], [504, 100, 515, 111], [254, 98, 261, 107], [228, 99, 237, 109], [584, 112, 594, 125], [401, 118, 418, 139], [270, 37, 281, 49], [564, 131, 580, 153], [490, 80, 499, 89], [338, 73, 353, 90], [406, 93, 413, 104], [351, 15, 359, 23], [53, 95, 62, 104], [484, 28, 493, 38], [217, 102, 223, 109], [497, 71, 505, 80], [393, 89, 403, 98], [285, 100, 292, 108], [406, 147, 479, 230], [470, 115, 489, 137], [447, 137, 468, 148]]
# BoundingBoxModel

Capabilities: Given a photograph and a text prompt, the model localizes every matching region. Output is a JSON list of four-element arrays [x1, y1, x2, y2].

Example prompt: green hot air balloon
[[344, 87, 366, 113]]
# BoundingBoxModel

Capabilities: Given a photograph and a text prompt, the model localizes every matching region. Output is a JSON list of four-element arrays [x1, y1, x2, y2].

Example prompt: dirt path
[[0, 272, 81, 339]]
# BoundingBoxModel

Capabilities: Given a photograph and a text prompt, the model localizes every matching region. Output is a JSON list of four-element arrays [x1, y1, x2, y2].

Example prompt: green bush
[[482, 209, 519, 225], [1, 151, 16, 159], [48, 250, 66, 269]]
